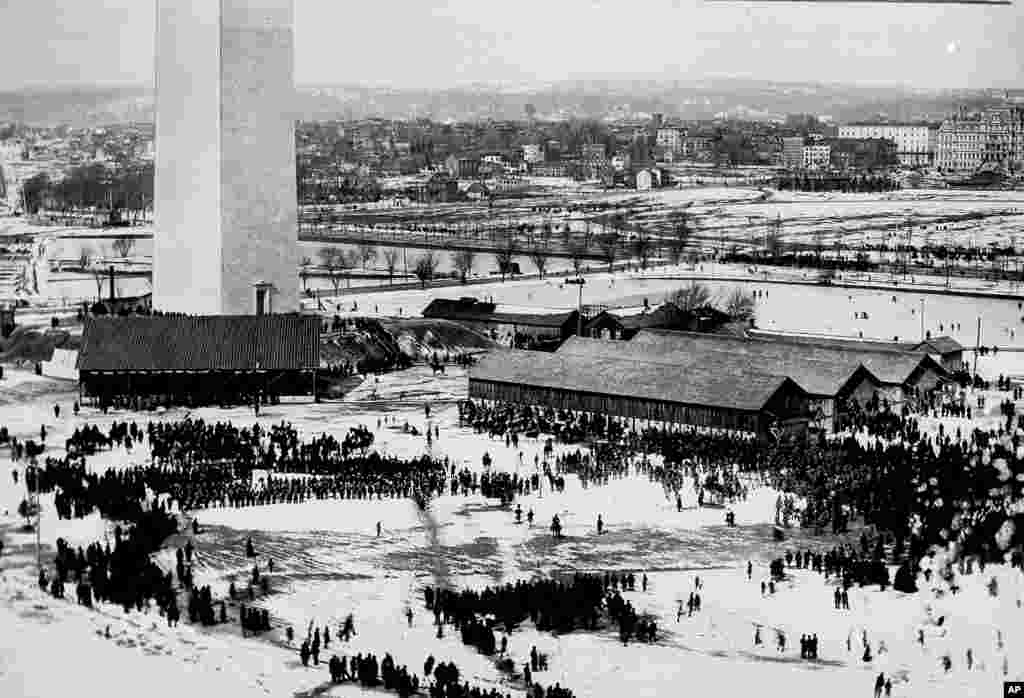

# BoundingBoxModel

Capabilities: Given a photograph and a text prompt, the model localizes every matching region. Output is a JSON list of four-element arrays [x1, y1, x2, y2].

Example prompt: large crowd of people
[[461, 383, 1024, 569], [6, 366, 1024, 698]]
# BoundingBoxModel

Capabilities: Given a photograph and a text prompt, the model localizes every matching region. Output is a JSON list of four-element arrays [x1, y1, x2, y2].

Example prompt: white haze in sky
[[0, 0, 1020, 89]]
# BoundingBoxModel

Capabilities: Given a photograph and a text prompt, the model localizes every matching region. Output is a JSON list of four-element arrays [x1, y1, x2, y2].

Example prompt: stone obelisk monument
[[153, 0, 298, 315]]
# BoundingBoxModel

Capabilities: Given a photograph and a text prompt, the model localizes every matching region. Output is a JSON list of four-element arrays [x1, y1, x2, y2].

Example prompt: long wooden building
[[469, 348, 812, 440], [422, 297, 579, 348], [557, 335, 880, 432], [746, 329, 964, 373], [631, 330, 947, 415], [77, 315, 320, 406]]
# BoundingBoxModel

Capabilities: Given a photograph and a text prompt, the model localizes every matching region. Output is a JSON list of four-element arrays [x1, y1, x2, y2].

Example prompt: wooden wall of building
[[469, 378, 765, 433]]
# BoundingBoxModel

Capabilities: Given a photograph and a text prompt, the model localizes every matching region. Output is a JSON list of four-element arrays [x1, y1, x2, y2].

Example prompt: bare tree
[[382, 248, 399, 285], [111, 235, 135, 259], [666, 211, 692, 266], [529, 245, 550, 278], [91, 262, 108, 301], [724, 287, 756, 322], [319, 246, 351, 295], [529, 224, 551, 278], [494, 235, 518, 281], [299, 256, 312, 292], [813, 228, 825, 266], [630, 225, 654, 270], [669, 282, 713, 312], [597, 230, 620, 273], [356, 243, 377, 271], [414, 251, 440, 288], [559, 222, 572, 246], [766, 215, 785, 259], [77, 246, 92, 273], [453, 249, 476, 283], [567, 238, 587, 276]]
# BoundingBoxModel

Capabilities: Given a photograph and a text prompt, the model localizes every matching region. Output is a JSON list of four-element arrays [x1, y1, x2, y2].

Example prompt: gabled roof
[[470, 348, 803, 413], [423, 298, 576, 329], [558, 335, 868, 397], [77, 315, 320, 372], [746, 329, 912, 354], [632, 330, 943, 390], [913, 336, 964, 355], [747, 329, 962, 357]]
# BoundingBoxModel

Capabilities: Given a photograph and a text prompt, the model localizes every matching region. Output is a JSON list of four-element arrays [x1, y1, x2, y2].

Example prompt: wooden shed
[[77, 315, 320, 407], [469, 348, 811, 440]]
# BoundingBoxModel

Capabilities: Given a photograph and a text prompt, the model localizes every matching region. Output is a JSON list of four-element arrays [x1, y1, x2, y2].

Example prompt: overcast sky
[[0, 0, 1021, 90]]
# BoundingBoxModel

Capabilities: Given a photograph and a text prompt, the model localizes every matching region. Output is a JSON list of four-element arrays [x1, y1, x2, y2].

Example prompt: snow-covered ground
[[2, 366, 1024, 698], [306, 265, 1024, 378], [6, 186, 1024, 303]]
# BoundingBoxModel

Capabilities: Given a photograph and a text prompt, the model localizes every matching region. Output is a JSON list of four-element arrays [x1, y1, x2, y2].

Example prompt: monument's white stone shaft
[[153, 0, 298, 315]]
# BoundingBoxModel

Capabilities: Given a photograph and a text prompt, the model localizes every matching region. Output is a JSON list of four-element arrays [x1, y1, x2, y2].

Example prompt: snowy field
[[6, 186, 1024, 301], [309, 266, 1024, 378], [2, 366, 1024, 698]]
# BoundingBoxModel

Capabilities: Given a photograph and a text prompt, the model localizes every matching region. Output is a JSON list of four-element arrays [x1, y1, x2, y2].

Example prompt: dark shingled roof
[[77, 315, 320, 372], [557, 335, 871, 397], [470, 348, 803, 412], [913, 336, 964, 355], [631, 330, 944, 388], [423, 298, 576, 329], [748, 330, 962, 356]]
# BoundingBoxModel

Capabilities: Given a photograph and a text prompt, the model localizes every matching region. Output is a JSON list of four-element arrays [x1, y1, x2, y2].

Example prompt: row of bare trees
[[78, 236, 138, 301], [305, 211, 699, 295], [668, 282, 756, 322]]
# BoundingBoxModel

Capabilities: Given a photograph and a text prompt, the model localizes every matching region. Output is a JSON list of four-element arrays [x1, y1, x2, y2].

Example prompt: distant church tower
[[153, 0, 298, 315]]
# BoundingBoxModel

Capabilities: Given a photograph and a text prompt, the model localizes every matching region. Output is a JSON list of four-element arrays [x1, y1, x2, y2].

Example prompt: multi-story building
[[444, 154, 480, 179], [581, 143, 607, 160], [635, 168, 663, 191], [522, 144, 544, 164], [802, 144, 832, 170], [655, 128, 683, 153], [936, 106, 1024, 173], [530, 161, 570, 177], [936, 116, 986, 173], [827, 138, 898, 171], [611, 153, 632, 172], [682, 135, 711, 159], [781, 137, 805, 169], [836, 123, 934, 166]]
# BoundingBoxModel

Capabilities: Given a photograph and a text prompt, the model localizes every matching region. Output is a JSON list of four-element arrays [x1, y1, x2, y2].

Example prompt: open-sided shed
[[77, 315, 320, 407]]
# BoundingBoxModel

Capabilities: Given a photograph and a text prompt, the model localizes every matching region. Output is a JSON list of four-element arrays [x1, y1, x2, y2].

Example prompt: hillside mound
[[381, 318, 498, 360], [0, 326, 81, 365]]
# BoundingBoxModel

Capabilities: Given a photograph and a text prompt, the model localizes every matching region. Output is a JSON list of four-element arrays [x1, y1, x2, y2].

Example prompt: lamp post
[[566, 277, 586, 337], [920, 298, 925, 342]]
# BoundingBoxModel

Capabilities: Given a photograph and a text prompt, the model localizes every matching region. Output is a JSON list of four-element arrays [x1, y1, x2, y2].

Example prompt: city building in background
[[836, 123, 934, 166]]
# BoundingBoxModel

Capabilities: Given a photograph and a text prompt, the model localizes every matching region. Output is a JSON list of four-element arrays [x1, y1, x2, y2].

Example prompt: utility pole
[[973, 316, 982, 378], [566, 277, 586, 337]]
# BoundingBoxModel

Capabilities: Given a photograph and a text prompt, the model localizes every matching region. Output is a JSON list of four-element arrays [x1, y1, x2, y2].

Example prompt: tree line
[[20, 162, 153, 224]]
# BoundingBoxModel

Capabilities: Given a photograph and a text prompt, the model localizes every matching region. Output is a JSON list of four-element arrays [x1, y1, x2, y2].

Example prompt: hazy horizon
[[0, 0, 1021, 92]]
